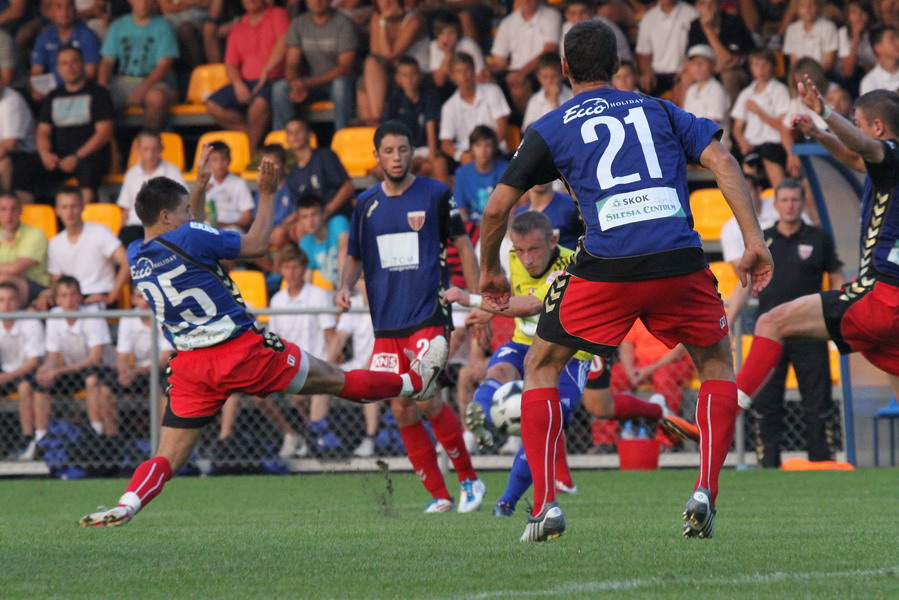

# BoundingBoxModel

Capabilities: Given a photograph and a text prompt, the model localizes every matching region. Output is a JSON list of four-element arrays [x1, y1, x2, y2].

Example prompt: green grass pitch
[[2, 468, 898, 599]]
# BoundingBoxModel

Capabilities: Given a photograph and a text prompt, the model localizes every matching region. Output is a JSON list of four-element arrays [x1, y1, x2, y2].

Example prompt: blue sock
[[473, 378, 502, 425], [498, 446, 532, 507]]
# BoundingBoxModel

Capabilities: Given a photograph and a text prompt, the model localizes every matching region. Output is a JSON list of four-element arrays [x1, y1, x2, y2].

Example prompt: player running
[[478, 21, 773, 542], [80, 153, 446, 528]]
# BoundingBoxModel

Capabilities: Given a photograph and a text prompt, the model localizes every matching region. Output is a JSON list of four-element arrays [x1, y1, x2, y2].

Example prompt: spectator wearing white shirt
[[559, 1, 632, 64], [487, 0, 562, 115], [859, 25, 899, 95], [205, 141, 254, 233], [838, 0, 876, 96], [116, 130, 186, 247], [680, 45, 731, 149], [440, 52, 511, 166], [783, 0, 839, 73], [635, 0, 699, 95], [34, 276, 115, 436], [0, 80, 35, 193], [522, 52, 573, 131], [0, 282, 47, 461], [428, 10, 487, 92]]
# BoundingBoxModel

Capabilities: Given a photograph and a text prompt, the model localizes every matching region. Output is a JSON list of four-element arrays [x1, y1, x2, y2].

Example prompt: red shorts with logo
[[369, 326, 446, 373], [536, 267, 728, 358], [165, 328, 303, 427], [821, 280, 899, 376]]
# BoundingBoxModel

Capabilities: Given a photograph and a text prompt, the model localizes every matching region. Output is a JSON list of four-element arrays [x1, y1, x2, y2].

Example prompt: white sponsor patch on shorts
[[376, 232, 420, 270], [596, 187, 684, 231], [370, 352, 400, 373]]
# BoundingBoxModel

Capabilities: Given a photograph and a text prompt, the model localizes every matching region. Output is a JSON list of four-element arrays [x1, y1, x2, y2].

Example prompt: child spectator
[[285, 117, 355, 218], [685, 0, 755, 103], [116, 130, 187, 247], [204, 141, 254, 233], [428, 10, 487, 91], [859, 24, 899, 95], [680, 45, 732, 149], [384, 56, 448, 184], [839, 0, 876, 96], [635, 0, 699, 95], [440, 52, 511, 166], [34, 276, 116, 437], [612, 60, 639, 92], [561, 0, 632, 64], [0, 282, 47, 461], [783, 0, 838, 74], [296, 193, 348, 291], [253, 144, 296, 250], [453, 125, 509, 224], [522, 52, 573, 131]]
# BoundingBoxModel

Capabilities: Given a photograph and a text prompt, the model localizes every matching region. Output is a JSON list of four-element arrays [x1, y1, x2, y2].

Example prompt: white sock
[[737, 390, 753, 411], [35, 429, 47, 441], [399, 373, 414, 396], [117, 491, 141, 515], [90, 421, 104, 435]]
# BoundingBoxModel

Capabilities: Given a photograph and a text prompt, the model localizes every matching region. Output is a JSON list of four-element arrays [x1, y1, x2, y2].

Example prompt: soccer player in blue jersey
[[478, 20, 774, 541], [80, 152, 447, 528], [336, 120, 487, 513]]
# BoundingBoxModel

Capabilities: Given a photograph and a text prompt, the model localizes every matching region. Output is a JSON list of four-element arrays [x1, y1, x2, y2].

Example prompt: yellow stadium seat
[[774, 50, 786, 80], [124, 132, 186, 171], [230, 270, 268, 322], [82, 203, 122, 235], [20, 204, 57, 239], [172, 63, 229, 114], [331, 126, 377, 178], [184, 130, 252, 182], [708, 260, 739, 298], [505, 125, 522, 152], [690, 187, 733, 242]]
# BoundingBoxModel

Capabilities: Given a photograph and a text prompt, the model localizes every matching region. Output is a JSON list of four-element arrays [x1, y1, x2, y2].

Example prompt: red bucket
[[616, 439, 661, 470]]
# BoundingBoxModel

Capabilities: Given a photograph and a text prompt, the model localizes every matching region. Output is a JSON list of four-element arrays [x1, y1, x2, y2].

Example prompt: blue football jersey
[[860, 139, 899, 283], [349, 176, 467, 337], [502, 88, 721, 281], [127, 222, 256, 351]]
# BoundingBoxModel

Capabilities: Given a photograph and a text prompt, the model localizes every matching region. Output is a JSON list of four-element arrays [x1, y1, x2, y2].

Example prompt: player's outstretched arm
[[335, 255, 363, 312], [791, 113, 865, 173], [479, 183, 525, 310], [239, 158, 279, 257], [189, 143, 212, 221]]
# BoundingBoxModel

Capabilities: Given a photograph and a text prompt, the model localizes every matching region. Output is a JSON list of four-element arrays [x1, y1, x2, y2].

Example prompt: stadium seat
[[690, 187, 733, 242], [184, 130, 252, 182], [21, 204, 58, 239], [505, 125, 522, 152], [229, 270, 268, 322], [708, 260, 739, 298], [127, 132, 186, 171], [82, 203, 122, 235], [173, 63, 229, 114], [331, 127, 377, 178], [774, 51, 786, 79]]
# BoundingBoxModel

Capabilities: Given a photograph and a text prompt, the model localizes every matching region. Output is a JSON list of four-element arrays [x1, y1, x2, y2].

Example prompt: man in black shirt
[[752, 177, 845, 467]]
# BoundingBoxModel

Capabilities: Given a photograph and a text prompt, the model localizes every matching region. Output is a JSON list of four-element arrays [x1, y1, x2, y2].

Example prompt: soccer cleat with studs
[[520, 501, 566, 542], [423, 497, 454, 513], [79, 505, 133, 528], [464, 402, 494, 448], [662, 414, 700, 443], [682, 487, 716, 538]]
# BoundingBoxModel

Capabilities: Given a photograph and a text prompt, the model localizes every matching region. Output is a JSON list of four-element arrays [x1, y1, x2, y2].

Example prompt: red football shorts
[[536, 267, 728, 358], [165, 328, 305, 427], [822, 280, 899, 376], [369, 326, 447, 373]]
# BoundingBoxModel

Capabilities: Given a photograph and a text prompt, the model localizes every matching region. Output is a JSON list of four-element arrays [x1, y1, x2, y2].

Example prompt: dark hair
[[276, 245, 309, 267], [565, 0, 596, 7], [135, 177, 189, 226], [787, 57, 828, 98], [563, 20, 618, 84], [469, 125, 498, 148], [449, 51, 475, 71], [295, 192, 325, 211], [395, 55, 421, 71], [748, 47, 777, 68], [135, 130, 162, 144], [511, 210, 554, 241], [869, 24, 897, 49], [56, 44, 83, 61], [54, 275, 82, 296], [260, 144, 286, 164], [432, 10, 461, 36], [855, 89, 899, 136], [0, 192, 20, 208], [209, 140, 231, 160], [54, 185, 83, 205], [0, 281, 20, 299], [374, 119, 414, 151], [535, 52, 562, 74], [775, 177, 805, 200]]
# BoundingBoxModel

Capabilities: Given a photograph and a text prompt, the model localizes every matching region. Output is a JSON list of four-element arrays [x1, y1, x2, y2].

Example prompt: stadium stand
[[82, 203, 123, 236], [330, 126, 377, 178], [20, 204, 58, 239], [183, 130, 252, 182]]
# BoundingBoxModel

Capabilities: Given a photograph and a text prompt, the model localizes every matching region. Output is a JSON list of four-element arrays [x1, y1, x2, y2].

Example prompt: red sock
[[521, 387, 563, 517], [694, 380, 738, 506], [339, 370, 417, 401], [399, 421, 450, 500], [120, 456, 172, 513], [736, 336, 783, 402], [553, 432, 574, 489], [612, 393, 663, 421], [428, 403, 477, 482]]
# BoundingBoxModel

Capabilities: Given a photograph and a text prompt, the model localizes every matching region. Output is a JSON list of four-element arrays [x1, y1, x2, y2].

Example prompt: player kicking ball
[[80, 152, 446, 528]]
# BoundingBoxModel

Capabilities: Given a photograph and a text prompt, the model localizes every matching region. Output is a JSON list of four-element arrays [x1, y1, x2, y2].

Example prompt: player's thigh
[[755, 293, 830, 340], [523, 335, 577, 389], [298, 352, 345, 395], [155, 426, 205, 471]]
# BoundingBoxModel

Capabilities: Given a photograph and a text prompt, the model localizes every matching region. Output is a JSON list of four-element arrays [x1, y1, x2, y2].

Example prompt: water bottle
[[205, 199, 217, 228], [637, 426, 650, 440], [620, 421, 636, 440]]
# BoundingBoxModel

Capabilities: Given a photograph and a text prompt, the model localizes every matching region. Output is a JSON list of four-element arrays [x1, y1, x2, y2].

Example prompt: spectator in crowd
[[0, 193, 49, 305], [440, 52, 511, 166], [0, 74, 36, 190], [9, 46, 113, 205], [611, 60, 638, 92], [686, 0, 755, 103], [428, 10, 487, 93], [0, 0, 28, 34], [560, 0, 632, 65], [202, 0, 245, 64], [34, 276, 116, 437], [384, 56, 448, 184], [0, 281, 47, 461], [635, 0, 699, 95], [253, 144, 296, 250], [356, 0, 429, 125], [783, 0, 838, 74], [876, 0, 899, 28], [206, 0, 289, 151], [39, 187, 129, 310], [116, 130, 187, 247], [204, 141, 254, 233], [29, 0, 102, 102], [859, 24, 899, 95], [75, 0, 108, 38], [730, 48, 791, 187], [0, 29, 16, 88], [826, 84, 855, 117], [158, 0, 210, 74], [750, 178, 844, 468], [487, 0, 562, 116], [515, 183, 583, 250], [522, 52, 572, 132], [679, 45, 732, 150], [296, 192, 348, 291], [454, 125, 509, 224], [285, 117, 355, 218], [273, 0, 358, 132], [782, 58, 830, 185], [99, 0, 179, 132], [839, 0, 876, 97]]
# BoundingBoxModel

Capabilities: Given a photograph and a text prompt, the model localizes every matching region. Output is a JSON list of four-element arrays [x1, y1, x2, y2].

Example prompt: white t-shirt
[[268, 284, 336, 359], [522, 85, 573, 131], [859, 64, 899, 95], [439, 83, 511, 152], [45, 306, 111, 365], [491, 5, 562, 70], [730, 79, 791, 146], [116, 316, 173, 368], [838, 27, 875, 71], [684, 77, 731, 147], [0, 87, 35, 153], [117, 160, 186, 226], [635, 1, 699, 74], [206, 173, 255, 231], [336, 296, 375, 371], [720, 195, 779, 264], [782, 95, 828, 131], [783, 18, 839, 64], [428, 36, 484, 74], [561, 17, 632, 63], [0, 319, 44, 372], [48, 222, 122, 296]]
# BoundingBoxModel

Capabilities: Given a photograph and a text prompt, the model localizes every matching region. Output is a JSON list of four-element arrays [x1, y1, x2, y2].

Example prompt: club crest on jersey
[[407, 211, 426, 231], [798, 244, 813, 260]]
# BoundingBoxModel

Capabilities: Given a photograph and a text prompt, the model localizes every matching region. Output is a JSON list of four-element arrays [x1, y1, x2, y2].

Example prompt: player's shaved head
[[136, 177, 190, 226], [511, 210, 554, 242], [564, 20, 618, 84], [855, 90, 899, 137]]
